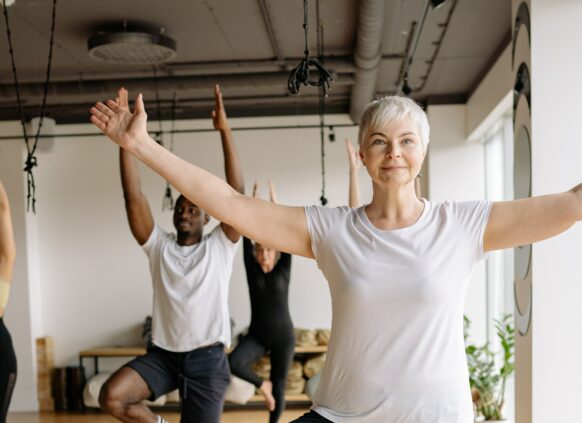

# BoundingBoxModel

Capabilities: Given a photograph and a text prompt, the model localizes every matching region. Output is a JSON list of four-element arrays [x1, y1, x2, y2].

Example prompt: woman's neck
[[365, 183, 424, 230]]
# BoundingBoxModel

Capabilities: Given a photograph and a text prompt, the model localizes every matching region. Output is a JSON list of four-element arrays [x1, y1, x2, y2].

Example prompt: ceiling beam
[[0, 91, 352, 124], [257, 0, 285, 61], [0, 72, 355, 103]]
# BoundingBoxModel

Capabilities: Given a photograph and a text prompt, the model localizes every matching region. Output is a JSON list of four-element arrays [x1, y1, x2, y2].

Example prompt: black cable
[[170, 92, 177, 153], [152, 66, 175, 211], [2, 3, 29, 150], [3, 0, 58, 213], [318, 94, 327, 206], [316, 0, 327, 206], [162, 92, 177, 211], [152, 65, 164, 145], [287, 0, 334, 96]]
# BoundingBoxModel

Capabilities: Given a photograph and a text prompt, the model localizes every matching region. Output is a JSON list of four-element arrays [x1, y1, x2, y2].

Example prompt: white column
[[513, 0, 582, 421], [529, 1, 582, 421]]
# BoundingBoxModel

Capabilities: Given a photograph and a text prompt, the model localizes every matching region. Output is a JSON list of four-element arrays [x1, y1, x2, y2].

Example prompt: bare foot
[[259, 380, 276, 412]]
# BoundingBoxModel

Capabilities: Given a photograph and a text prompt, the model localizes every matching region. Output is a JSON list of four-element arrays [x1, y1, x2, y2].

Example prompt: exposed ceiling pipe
[[0, 72, 355, 102], [166, 56, 356, 74], [8, 56, 354, 85], [349, 0, 387, 123], [0, 96, 353, 124]]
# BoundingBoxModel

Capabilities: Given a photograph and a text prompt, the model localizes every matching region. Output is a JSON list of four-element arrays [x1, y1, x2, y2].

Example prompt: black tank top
[[243, 237, 293, 342]]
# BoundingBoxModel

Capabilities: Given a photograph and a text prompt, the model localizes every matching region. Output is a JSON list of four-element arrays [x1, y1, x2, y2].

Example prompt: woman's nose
[[386, 145, 401, 158]]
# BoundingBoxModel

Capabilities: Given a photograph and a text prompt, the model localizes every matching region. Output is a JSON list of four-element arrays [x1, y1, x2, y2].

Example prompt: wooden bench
[[79, 345, 326, 405]]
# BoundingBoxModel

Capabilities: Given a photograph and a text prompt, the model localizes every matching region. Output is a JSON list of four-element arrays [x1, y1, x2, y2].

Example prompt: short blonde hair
[[358, 96, 430, 150]]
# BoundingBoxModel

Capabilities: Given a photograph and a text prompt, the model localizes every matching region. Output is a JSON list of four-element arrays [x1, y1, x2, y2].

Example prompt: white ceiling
[[0, 0, 510, 123]]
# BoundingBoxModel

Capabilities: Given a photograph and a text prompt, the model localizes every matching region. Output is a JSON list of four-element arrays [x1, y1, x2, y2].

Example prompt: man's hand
[[211, 84, 229, 132], [268, 179, 278, 204], [253, 181, 260, 198], [90, 91, 149, 151]]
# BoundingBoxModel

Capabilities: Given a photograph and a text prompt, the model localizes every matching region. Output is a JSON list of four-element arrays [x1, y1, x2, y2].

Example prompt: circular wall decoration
[[513, 122, 533, 335], [512, 2, 531, 64], [512, 0, 533, 336]]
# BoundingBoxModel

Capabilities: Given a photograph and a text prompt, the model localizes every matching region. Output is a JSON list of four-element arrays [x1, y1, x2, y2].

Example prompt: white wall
[[530, 1, 582, 421], [2, 88, 515, 412], [426, 105, 488, 346], [1, 114, 367, 409], [466, 44, 513, 142]]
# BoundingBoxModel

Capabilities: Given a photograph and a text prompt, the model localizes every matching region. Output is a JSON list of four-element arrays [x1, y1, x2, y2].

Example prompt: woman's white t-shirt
[[304, 199, 492, 423]]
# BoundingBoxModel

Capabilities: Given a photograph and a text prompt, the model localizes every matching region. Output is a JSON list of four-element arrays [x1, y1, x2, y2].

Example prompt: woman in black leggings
[[229, 181, 295, 423], [0, 180, 16, 423]]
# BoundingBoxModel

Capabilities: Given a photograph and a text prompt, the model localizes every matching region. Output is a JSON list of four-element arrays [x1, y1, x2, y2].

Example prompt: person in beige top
[[0, 180, 16, 423]]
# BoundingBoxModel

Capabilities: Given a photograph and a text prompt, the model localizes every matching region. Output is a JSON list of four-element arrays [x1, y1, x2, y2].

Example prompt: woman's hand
[[90, 90, 149, 152]]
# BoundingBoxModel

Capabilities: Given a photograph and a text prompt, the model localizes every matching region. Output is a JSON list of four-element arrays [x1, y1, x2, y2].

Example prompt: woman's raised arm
[[90, 91, 314, 258]]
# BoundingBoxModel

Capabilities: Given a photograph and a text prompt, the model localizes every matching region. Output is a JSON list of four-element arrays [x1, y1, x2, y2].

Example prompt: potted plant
[[464, 314, 515, 422]]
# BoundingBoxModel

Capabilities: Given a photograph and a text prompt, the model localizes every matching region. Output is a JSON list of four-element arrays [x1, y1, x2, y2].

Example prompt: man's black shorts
[[125, 343, 230, 423]]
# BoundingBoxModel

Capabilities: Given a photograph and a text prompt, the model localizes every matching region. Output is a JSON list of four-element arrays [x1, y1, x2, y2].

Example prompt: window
[[482, 114, 515, 420]]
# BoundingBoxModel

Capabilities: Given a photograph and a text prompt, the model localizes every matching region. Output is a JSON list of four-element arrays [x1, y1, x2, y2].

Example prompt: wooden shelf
[[80, 345, 326, 357], [79, 347, 146, 357], [247, 394, 310, 403], [294, 345, 326, 353]]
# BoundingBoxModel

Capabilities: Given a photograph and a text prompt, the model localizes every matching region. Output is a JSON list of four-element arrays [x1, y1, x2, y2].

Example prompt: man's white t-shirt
[[142, 224, 240, 352], [304, 199, 492, 423]]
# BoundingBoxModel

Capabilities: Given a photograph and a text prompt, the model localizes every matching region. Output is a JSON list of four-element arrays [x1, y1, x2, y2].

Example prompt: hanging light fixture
[[88, 24, 177, 64]]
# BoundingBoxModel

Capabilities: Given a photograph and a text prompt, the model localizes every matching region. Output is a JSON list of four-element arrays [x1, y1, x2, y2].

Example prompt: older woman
[[0, 181, 16, 423], [90, 91, 581, 423]]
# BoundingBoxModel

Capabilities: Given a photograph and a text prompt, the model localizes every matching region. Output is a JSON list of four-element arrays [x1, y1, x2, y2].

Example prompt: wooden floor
[[8, 409, 309, 422]]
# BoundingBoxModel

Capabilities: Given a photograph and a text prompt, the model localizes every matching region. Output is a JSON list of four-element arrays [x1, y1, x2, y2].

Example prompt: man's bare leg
[[99, 367, 158, 423]]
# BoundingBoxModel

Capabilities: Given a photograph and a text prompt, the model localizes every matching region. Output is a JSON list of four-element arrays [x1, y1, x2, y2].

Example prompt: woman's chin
[[374, 175, 412, 187]]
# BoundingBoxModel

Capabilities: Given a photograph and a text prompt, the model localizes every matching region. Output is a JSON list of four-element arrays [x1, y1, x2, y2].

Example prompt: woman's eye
[[402, 138, 412, 145], [372, 139, 385, 145]]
